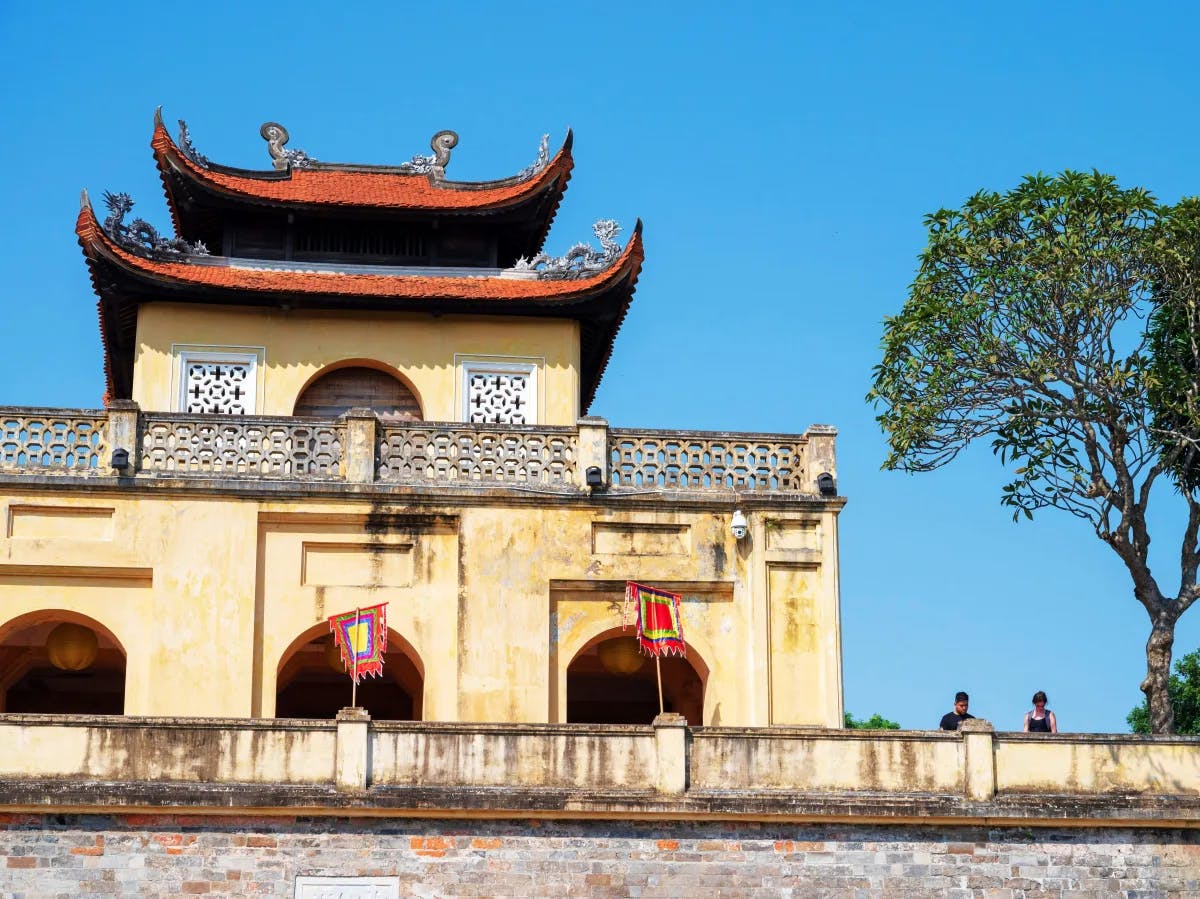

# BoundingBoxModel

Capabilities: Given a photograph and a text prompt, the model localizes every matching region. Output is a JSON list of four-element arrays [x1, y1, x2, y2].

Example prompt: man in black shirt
[[939, 691, 974, 730]]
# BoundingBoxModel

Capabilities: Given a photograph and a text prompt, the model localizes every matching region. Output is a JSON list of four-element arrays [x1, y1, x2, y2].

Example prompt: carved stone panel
[[294, 876, 400, 899]]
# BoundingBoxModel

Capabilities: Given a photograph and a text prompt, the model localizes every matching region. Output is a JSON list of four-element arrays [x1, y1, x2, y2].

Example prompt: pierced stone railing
[[377, 422, 577, 487], [0, 407, 835, 496], [0, 408, 108, 472], [140, 414, 344, 478], [608, 428, 808, 492]]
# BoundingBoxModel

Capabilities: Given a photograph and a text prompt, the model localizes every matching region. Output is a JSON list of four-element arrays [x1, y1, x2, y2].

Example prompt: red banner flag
[[327, 603, 388, 683], [624, 582, 686, 658]]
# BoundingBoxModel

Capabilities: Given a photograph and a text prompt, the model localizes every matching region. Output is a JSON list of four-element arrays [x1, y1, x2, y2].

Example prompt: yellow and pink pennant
[[327, 603, 388, 683]]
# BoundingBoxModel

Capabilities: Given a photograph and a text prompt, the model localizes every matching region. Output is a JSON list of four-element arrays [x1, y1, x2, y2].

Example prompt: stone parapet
[[0, 715, 1196, 827], [0, 405, 842, 502]]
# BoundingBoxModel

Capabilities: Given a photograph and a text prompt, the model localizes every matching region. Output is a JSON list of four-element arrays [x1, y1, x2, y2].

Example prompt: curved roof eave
[[151, 117, 575, 220], [77, 199, 643, 406]]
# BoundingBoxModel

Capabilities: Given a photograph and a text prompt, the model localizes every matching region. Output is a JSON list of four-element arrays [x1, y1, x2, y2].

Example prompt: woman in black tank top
[[1023, 690, 1057, 733]]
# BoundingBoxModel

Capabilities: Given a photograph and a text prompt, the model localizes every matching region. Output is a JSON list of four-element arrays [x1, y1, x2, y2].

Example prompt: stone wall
[[1, 814, 1195, 898]]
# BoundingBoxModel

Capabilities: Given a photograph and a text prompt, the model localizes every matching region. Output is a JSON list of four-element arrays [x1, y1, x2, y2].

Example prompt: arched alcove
[[0, 610, 126, 714], [275, 624, 424, 720], [293, 363, 422, 421], [566, 628, 707, 726]]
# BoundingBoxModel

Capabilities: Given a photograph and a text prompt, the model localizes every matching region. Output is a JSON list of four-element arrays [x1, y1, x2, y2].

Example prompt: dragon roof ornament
[[99, 191, 209, 259], [260, 122, 317, 171], [510, 220, 623, 280], [516, 134, 551, 181], [177, 120, 210, 168]]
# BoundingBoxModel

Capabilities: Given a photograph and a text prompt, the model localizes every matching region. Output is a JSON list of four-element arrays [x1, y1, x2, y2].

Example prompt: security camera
[[730, 510, 748, 540], [816, 472, 837, 497]]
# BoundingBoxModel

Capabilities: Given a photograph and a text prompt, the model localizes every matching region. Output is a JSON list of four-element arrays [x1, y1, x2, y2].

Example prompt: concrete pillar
[[576, 416, 608, 492], [961, 718, 996, 800], [106, 400, 140, 475], [335, 706, 371, 792], [805, 424, 837, 494], [340, 408, 378, 484], [652, 712, 689, 794]]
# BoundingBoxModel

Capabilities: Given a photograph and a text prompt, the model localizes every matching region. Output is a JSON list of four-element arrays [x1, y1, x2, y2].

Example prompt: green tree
[[1128, 648, 1200, 734], [844, 712, 900, 730], [869, 171, 1200, 734]]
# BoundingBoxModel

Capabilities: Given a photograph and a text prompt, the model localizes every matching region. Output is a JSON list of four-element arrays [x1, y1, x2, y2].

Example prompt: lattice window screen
[[463, 363, 536, 424], [178, 353, 258, 414]]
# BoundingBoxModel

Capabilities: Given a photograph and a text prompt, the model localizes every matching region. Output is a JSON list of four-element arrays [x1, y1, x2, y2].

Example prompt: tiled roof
[[77, 203, 640, 303], [77, 202, 643, 410], [152, 120, 575, 213]]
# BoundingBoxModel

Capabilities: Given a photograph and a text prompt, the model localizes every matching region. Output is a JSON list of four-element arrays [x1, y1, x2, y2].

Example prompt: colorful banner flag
[[624, 581, 686, 658], [327, 603, 388, 683]]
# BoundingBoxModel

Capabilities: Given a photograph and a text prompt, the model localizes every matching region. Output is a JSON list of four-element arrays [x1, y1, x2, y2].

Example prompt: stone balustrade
[[0, 714, 1196, 825], [0, 408, 108, 473], [0, 405, 837, 496]]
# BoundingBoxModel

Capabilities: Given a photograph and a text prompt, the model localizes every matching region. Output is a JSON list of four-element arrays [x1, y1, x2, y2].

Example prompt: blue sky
[[2, 2, 1198, 731]]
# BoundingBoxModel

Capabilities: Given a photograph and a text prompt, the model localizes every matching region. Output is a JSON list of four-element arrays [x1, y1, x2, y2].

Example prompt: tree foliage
[[1128, 648, 1200, 734], [844, 712, 901, 730], [869, 171, 1200, 733]]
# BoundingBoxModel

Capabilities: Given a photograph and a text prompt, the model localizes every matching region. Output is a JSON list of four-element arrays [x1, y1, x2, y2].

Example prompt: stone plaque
[[295, 876, 400, 898]]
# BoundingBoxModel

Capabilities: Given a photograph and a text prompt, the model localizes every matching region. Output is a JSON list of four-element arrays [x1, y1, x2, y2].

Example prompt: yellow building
[[0, 112, 845, 729], [1, 115, 1197, 899]]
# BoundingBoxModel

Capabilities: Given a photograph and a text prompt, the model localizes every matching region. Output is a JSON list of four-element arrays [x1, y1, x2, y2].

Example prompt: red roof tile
[[77, 203, 641, 303], [152, 121, 574, 213], [77, 202, 643, 411]]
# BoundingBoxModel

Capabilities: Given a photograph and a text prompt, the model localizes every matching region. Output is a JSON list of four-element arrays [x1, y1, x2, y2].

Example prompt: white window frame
[[171, 344, 266, 415], [455, 355, 542, 425]]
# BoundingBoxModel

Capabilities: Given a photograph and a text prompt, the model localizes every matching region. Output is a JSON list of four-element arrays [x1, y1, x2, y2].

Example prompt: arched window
[[293, 366, 422, 421], [567, 633, 705, 726], [275, 626, 424, 720], [0, 612, 126, 714]]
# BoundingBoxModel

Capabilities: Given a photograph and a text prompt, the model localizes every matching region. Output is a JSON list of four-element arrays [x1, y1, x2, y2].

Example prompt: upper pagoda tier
[[152, 111, 574, 268], [76, 196, 644, 411]]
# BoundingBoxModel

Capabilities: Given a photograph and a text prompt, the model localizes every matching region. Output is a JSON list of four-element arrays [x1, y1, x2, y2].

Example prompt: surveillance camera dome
[[730, 510, 748, 540]]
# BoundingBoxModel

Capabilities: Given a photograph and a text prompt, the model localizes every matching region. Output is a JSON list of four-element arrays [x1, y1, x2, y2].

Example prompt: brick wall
[[1, 814, 1196, 897]]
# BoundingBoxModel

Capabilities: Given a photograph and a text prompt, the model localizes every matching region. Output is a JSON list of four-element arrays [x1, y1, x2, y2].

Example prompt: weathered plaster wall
[[132, 304, 582, 423], [0, 815, 1194, 898], [2, 716, 1197, 806], [0, 489, 842, 726], [0, 494, 259, 716]]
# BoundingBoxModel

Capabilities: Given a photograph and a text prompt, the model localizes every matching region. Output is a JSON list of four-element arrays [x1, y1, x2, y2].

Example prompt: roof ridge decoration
[[177, 120, 210, 168], [510, 220, 623, 280], [98, 190, 210, 259], [260, 122, 318, 171], [516, 134, 551, 181], [395, 130, 459, 179]]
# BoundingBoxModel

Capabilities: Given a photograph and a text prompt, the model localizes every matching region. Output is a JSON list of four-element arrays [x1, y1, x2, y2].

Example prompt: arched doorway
[[0, 611, 126, 714], [293, 365, 422, 421], [566, 630, 706, 726], [275, 625, 424, 720]]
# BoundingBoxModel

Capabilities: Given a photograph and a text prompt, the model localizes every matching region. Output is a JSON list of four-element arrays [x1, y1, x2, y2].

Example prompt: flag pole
[[351, 607, 360, 708], [654, 654, 664, 715]]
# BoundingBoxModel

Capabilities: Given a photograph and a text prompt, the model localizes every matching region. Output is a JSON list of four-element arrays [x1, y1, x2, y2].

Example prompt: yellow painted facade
[[0, 486, 844, 726], [133, 303, 582, 423]]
